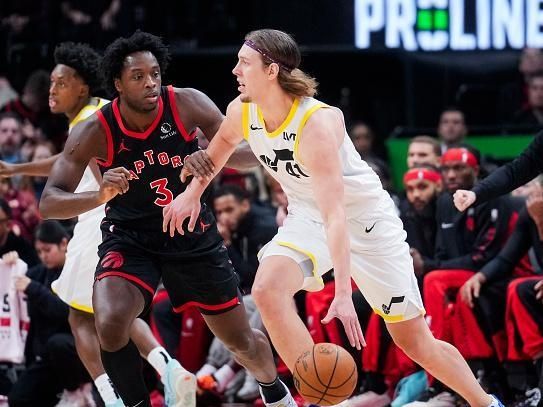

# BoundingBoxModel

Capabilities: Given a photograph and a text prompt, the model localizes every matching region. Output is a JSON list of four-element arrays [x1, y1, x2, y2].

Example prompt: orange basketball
[[293, 343, 358, 406]]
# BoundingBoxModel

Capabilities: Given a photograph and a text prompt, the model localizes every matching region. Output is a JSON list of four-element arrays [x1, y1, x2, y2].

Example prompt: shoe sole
[[169, 368, 196, 407]]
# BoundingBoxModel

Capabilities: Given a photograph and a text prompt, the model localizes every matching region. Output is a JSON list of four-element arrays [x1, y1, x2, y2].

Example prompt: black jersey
[[96, 86, 201, 231]]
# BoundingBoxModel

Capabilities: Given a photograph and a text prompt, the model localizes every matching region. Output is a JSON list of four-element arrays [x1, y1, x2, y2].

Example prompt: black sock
[[101, 340, 150, 407], [258, 377, 288, 403]]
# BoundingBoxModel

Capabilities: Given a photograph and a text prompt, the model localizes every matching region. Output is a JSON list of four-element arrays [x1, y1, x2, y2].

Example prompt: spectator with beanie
[[8, 220, 92, 407], [402, 166, 442, 277]]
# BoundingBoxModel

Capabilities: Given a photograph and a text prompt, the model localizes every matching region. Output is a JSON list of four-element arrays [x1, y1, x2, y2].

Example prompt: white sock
[[214, 365, 236, 392], [197, 363, 217, 379], [147, 346, 174, 377], [95, 373, 120, 404]]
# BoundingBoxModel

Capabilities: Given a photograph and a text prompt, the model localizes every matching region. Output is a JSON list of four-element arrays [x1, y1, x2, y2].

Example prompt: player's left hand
[[321, 294, 365, 350], [181, 150, 215, 183], [162, 190, 201, 237]]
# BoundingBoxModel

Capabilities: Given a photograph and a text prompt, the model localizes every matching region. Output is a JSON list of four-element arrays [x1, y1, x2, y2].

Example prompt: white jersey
[[51, 97, 109, 313], [242, 97, 387, 222], [71, 97, 109, 221]]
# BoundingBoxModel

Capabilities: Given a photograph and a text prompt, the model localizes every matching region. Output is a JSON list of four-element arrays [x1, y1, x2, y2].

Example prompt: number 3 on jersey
[[150, 178, 173, 206]]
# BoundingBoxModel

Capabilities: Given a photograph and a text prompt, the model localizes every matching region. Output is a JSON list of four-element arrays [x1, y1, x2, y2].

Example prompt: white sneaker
[[55, 389, 87, 407], [163, 359, 197, 407], [236, 372, 260, 401], [259, 380, 297, 407]]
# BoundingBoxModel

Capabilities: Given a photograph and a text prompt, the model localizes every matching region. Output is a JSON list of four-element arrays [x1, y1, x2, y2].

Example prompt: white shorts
[[258, 198, 425, 323], [51, 208, 103, 314]]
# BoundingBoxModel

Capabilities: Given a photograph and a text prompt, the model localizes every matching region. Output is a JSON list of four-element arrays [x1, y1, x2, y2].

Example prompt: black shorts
[[95, 218, 241, 314]]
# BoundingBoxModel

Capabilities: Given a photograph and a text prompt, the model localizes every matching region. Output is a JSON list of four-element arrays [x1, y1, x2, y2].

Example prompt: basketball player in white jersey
[[0, 42, 196, 407], [163, 29, 504, 407]]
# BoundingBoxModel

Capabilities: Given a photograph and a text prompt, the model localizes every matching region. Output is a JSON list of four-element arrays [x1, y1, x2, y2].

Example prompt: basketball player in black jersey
[[39, 31, 292, 407]]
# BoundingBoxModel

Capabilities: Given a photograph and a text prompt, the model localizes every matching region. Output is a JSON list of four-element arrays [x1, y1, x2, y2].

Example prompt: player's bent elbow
[[38, 194, 55, 219]]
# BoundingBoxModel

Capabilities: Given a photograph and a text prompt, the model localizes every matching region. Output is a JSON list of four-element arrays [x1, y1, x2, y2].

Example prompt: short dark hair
[[213, 185, 249, 202], [440, 106, 465, 120], [101, 31, 170, 96], [54, 42, 103, 94], [35, 220, 69, 244], [409, 135, 441, 157]]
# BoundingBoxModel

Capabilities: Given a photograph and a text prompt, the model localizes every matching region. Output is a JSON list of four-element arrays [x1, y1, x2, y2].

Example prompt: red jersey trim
[[112, 96, 164, 140], [95, 110, 114, 167], [96, 271, 155, 295], [167, 85, 196, 142], [172, 296, 240, 314]]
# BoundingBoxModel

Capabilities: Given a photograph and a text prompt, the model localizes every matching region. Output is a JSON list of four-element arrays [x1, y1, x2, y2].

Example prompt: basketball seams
[[294, 364, 328, 394], [327, 364, 357, 390], [316, 345, 339, 405], [312, 345, 329, 388], [294, 343, 358, 406]]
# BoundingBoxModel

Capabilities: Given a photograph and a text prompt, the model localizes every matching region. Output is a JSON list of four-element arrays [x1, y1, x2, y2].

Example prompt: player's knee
[[94, 309, 131, 350], [252, 282, 280, 311]]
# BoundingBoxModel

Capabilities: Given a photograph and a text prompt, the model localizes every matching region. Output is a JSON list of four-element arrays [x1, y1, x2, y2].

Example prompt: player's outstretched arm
[[163, 98, 245, 236], [298, 108, 365, 350], [0, 154, 60, 178], [40, 118, 111, 219]]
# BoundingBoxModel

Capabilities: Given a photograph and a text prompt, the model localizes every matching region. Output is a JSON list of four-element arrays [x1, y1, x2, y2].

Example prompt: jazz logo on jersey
[[259, 149, 308, 178]]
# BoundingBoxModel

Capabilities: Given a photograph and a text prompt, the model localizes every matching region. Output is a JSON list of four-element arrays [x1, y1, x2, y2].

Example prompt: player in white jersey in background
[[163, 29, 504, 407], [0, 42, 196, 407]]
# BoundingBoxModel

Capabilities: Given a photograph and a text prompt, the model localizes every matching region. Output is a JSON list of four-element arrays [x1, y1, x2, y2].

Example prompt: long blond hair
[[245, 29, 318, 97]]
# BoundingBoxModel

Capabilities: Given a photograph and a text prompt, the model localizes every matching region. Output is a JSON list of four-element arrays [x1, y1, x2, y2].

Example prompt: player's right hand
[[0, 161, 15, 178], [98, 167, 130, 203], [181, 150, 215, 183], [163, 189, 201, 237], [321, 294, 366, 350], [453, 189, 476, 212]]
